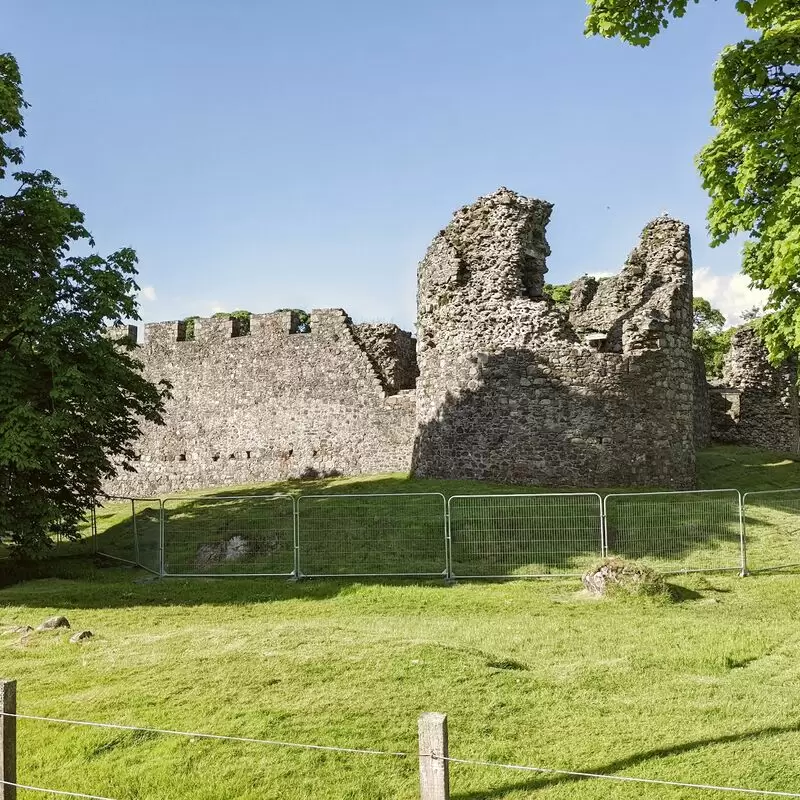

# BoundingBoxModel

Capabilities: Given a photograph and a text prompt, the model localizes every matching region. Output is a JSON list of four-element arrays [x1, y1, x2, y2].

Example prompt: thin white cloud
[[139, 286, 157, 302], [693, 267, 768, 327], [586, 271, 614, 279], [210, 304, 225, 314]]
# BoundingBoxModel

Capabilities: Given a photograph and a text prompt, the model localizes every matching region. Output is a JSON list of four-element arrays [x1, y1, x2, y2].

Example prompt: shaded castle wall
[[104, 309, 416, 495], [412, 188, 696, 487], [352, 323, 418, 393], [693, 351, 711, 449], [710, 327, 800, 453]]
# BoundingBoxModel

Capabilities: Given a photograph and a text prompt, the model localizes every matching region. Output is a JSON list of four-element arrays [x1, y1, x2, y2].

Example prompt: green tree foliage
[[0, 53, 169, 555], [698, 327, 736, 379], [544, 283, 572, 307], [693, 297, 726, 331], [586, 1, 799, 364], [692, 296, 732, 378]]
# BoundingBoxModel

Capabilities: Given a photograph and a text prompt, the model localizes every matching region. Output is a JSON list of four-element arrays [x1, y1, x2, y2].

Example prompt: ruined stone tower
[[709, 326, 800, 453], [412, 187, 696, 487]]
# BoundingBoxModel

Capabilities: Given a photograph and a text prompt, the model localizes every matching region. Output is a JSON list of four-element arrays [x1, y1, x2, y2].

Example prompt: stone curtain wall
[[412, 188, 696, 488], [104, 309, 416, 495], [693, 352, 712, 449], [710, 327, 800, 453]]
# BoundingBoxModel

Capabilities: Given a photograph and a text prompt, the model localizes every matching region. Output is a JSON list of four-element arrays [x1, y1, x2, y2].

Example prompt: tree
[[692, 296, 732, 377], [693, 297, 726, 332], [544, 282, 572, 307], [585, 1, 800, 364], [0, 53, 169, 555], [741, 305, 763, 321]]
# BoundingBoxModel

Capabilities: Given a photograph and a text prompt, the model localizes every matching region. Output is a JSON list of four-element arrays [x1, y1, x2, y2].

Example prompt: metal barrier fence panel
[[161, 494, 295, 576], [742, 489, 800, 573], [80, 507, 97, 547], [603, 490, 744, 573], [94, 496, 140, 566], [132, 499, 163, 575], [50, 508, 97, 548], [297, 493, 447, 577], [448, 493, 604, 578]]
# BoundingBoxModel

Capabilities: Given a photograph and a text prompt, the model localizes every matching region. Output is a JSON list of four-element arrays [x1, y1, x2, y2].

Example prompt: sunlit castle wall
[[103, 310, 417, 495]]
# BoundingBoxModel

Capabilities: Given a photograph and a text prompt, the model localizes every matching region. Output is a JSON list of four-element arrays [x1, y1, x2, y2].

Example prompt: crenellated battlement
[[114, 309, 417, 401], [134, 308, 376, 349]]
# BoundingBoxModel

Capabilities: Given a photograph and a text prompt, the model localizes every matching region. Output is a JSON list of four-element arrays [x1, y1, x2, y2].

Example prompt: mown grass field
[[3, 445, 800, 799]]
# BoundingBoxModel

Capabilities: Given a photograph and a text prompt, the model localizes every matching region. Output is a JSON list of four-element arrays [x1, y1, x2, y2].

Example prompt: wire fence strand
[[6, 711, 800, 797], [2, 711, 408, 758], [2, 781, 119, 800], [439, 755, 800, 798]]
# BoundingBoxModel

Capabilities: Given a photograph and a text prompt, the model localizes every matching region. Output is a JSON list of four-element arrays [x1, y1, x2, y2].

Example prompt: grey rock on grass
[[36, 616, 70, 631]]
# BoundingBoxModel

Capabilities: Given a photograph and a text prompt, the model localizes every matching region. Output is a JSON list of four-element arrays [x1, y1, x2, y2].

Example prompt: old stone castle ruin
[[105, 188, 799, 496], [703, 327, 799, 453]]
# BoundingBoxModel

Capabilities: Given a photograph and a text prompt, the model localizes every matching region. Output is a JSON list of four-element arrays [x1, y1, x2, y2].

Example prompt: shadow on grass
[[0, 554, 726, 611], [0, 554, 103, 590], [452, 721, 800, 799], [7, 444, 800, 595], [0, 558, 456, 608], [123, 483, 745, 580], [665, 582, 704, 601], [697, 445, 800, 492]]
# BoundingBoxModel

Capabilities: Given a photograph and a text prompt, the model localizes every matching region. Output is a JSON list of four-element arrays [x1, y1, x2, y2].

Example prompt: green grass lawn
[[4, 573, 800, 799], [3, 444, 800, 799]]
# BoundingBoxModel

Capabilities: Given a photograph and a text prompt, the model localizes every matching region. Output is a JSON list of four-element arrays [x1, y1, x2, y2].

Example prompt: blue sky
[[7, 0, 765, 330]]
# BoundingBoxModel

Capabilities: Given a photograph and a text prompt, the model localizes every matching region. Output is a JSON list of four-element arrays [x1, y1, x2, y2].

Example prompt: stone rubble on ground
[[582, 560, 663, 597], [3, 625, 33, 635], [195, 535, 252, 569], [36, 615, 70, 631]]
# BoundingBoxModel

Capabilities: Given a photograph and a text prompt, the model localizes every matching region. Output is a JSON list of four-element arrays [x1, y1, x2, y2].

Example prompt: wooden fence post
[[0, 679, 16, 800], [418, 712, 449, 800]]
